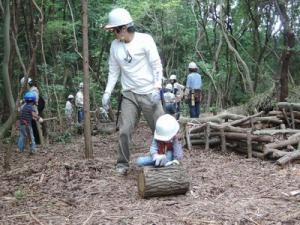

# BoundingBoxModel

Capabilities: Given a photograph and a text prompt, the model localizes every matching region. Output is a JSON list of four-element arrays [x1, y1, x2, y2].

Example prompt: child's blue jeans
[[17, 124, 36, 153], [136, 151, 173, 167]]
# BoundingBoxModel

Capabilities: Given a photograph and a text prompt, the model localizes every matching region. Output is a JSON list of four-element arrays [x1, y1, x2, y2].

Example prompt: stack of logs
[[180, 102, 300, 166]]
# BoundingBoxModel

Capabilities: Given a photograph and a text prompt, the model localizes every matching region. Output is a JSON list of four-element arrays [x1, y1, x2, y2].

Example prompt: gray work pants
[[117, 91, 164, 166]]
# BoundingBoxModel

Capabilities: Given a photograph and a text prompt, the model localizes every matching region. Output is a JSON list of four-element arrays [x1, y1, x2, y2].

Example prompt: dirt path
[[1, 123, 300, 225]]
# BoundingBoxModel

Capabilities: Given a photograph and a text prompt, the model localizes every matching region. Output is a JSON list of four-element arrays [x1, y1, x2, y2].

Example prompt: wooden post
[[205, 123, 210, 151], [185, 125, 192, 150], [289, 104, 295, 129], [138, 166, 190, 198], [247, 130, 252, 158], [220, 127, 226, 152]]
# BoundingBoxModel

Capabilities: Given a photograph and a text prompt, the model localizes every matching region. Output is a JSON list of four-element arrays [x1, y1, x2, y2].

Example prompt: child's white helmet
[[154, 114, 179, 141]]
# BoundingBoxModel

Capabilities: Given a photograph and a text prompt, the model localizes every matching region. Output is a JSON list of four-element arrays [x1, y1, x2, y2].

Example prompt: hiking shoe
[[115, 164, 129, 176]]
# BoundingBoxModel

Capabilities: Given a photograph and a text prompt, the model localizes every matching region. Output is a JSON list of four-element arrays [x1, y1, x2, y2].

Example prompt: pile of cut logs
[[180, 102, 300, 166]]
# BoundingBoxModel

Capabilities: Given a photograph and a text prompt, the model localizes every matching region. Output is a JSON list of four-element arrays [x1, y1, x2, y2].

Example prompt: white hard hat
[[165, 83, 173, 90], [105, 8, 133, 29], [68, 94, 74, 99], [170, 74, 177, 80], [20, 77, 32, 86], [154, 114, 180, 141], [79, 82, 83, 88], [188, 62, 198, 69]]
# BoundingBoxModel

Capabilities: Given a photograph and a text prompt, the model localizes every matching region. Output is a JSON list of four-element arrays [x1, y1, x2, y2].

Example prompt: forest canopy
[[1, 0, 300, 132]]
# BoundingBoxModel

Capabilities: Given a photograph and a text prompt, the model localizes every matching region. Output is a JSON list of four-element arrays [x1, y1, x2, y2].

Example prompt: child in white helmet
[[136, 114, 183, 167]]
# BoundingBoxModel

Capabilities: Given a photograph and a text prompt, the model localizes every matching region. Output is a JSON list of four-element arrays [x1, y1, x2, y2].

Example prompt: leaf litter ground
[[1, 122, 300, 225]]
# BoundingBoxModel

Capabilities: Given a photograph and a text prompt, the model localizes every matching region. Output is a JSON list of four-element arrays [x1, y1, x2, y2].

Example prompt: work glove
[[151, 89, 161, 104], [38, 117, 44, 123], [102, 92, 110, 110], [153, 154, 167, 167], [165, 160, 180, 167]]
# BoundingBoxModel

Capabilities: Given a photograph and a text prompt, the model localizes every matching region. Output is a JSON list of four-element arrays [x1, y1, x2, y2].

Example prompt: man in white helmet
[[102, 8, 164, 175], [185, 62, 203, 118], [65, 94, 74, 127], [169, 74, 184, 119], [75, 82, 84, 124], [136, 114, 183, 167]]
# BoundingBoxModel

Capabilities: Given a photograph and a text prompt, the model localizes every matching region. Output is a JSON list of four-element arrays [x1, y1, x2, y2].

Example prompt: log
[[179, 113, 245, 125], [208, 122, 249, 133], [253, 129, 300, 135], [276, 150, 300, 166], [268, 110, 300, 119], [229, 111, 264, 126], [228, 144, 264, 159], [277, 102, 300, 111], [138, 166, 190, 198], [264, 148, 288, 158], [264, 133, 300, 150], [190, 137, 220, 145], [225, 132, 274, 142]]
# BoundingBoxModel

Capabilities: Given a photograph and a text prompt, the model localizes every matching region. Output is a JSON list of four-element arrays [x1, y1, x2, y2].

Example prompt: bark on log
[[229, 111, 264, 126], [253, 129, 300, 135], [138, 166, 190, 198], [179, 113, 245, 125], [225, 132, 274, 142], [277, 102, 300, 111], [190, 137, 220, 145], [276, 150, 300, 166], [264, 133, 300, 150], [208, 122, 249, 133], [268, 110, 300, 119], [264, 148, 288, 159], [229, 145, 264, 159]]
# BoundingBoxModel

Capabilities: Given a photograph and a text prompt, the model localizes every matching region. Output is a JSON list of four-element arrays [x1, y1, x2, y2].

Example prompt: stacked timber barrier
[[180, 102, 300, 166]]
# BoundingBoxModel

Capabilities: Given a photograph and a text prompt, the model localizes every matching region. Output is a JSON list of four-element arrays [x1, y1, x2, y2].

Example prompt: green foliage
[[53, 131, 72, 144], [14, 188, 26, 201]]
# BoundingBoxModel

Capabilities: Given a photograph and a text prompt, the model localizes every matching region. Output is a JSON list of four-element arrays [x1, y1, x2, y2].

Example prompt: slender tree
[[82, 0, 93, 159]]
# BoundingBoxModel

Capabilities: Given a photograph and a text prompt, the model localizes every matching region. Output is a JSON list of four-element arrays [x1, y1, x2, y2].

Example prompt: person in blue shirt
[[185, 62, 203, 118], [17, 91, 43, 154]]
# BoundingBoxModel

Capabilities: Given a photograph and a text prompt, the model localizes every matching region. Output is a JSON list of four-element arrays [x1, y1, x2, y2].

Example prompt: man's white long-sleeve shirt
[[104, 32, 163, 95], [75, 90, 83, 107]]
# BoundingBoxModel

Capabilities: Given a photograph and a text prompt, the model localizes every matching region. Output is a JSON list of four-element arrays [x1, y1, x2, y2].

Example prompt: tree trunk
[[274, 0, 295, 102], [82, 0, 93, 159], [138, 166, 190, 198], [2, 0, 15, 113]]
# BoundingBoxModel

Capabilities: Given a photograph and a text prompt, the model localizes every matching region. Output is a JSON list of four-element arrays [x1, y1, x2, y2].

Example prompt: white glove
[[165, 160, 180, 167], [153, 154, 167, 167], [38, 117, 44, 123], [102, 92, 110, 110], [151, 89, 161, 104]]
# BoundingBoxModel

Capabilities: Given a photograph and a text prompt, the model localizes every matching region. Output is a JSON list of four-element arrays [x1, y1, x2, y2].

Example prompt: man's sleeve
[[104, 44, 121, 95]]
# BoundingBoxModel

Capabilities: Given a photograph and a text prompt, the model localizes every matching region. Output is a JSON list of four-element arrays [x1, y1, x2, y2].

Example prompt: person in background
[[185, 62, 203, 118], [102, 8, 164, 175], [136, 114, 183, 167], [20, 77, 45, 144], [75, 82, 84, 124], [17, 91, 43, 154], [163, 83, 176, 117], [65, 94, 74, 128], [169, 74, 185, 119]]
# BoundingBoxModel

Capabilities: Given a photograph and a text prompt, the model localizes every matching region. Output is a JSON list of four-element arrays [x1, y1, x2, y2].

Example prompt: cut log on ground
[[138, 165, 190, 198], [276, 150, 300, 166]]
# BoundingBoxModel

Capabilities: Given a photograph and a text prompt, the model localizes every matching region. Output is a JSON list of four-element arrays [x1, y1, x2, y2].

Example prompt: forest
[[1, 0, 300, 225]]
